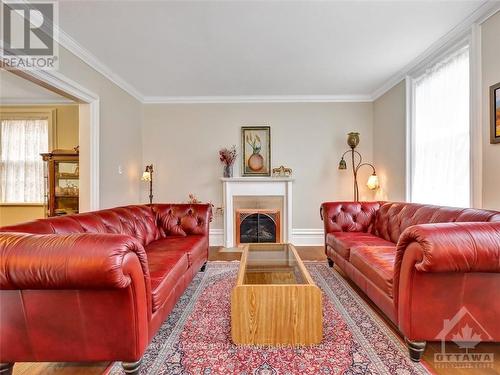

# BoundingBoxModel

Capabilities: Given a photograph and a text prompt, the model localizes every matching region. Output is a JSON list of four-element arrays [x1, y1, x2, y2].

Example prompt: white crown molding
[[56, 28, 145, 102], [0, 97, 74, 105], [370, 1, 500, 101], [5, 0, 144, 102], [143, 95, 372, 104], [5, 1, 499, 105]]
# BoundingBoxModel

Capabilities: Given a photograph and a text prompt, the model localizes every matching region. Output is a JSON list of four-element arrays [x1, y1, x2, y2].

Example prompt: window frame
[[406, 30, 481, 208], [0, 108, 57, 205]]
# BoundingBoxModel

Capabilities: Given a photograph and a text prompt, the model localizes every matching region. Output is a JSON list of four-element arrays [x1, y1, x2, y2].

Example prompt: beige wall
[[143, 102, 374, 229], [481, 11, 500, 210], [373, 12, 500, 209], [56, 46, 143, 209], [55, 104, 79, 149], [0, 44, 143, 225], [0, 206, 45, 227], [373, 80, 407, 202], [0, 104, 79, 226]]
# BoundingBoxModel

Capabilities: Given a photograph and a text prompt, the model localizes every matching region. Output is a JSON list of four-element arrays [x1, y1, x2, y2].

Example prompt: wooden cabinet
[[41, 149, 79, 217]]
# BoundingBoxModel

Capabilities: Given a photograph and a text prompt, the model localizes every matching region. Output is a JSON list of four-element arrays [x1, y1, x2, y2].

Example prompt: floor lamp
[[338, 132, 379, 201], [141, 164, 154, 205]]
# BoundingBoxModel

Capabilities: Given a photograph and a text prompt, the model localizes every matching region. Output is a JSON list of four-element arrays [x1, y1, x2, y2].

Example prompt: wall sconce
[[338, 132, 379, 201], [141, 164, 154, 205]]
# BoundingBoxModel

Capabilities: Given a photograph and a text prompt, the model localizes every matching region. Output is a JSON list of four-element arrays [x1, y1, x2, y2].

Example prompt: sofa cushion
[[145, 236, 207, 311], [326, 232, 394, 260], [145, 242, 189, 312], [147, 236, 207, 268], [350, 246, 396, 297]]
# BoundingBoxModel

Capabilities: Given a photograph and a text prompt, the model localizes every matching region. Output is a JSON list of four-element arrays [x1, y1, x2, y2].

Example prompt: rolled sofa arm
[[0, 232, 150, 290], [396, 222, 500, 273], [320, 201, 382, 233]]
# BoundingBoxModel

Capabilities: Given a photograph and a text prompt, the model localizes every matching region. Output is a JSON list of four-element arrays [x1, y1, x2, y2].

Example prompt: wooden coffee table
[[231, 243, 323, 346]]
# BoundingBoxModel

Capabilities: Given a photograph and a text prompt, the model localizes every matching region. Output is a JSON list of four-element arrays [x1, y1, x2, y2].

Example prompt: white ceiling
[[0, 69, 72, 104], [57, 1, 485, 99]]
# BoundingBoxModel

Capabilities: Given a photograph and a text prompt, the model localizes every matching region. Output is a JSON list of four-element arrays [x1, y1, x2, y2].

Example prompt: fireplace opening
[[236, 209, 281, 245]]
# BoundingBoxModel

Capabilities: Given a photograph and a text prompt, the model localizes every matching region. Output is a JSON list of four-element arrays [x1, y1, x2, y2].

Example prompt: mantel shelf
[[221, 177, 294, 182]]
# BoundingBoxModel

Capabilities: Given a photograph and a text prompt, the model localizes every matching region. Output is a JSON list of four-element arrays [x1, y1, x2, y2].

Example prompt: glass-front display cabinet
[[41, 149, 79, 217]]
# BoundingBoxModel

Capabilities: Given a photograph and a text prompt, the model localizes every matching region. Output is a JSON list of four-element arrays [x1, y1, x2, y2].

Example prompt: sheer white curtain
[[0, 119, 49, 203], [411, 46, 470, 207]]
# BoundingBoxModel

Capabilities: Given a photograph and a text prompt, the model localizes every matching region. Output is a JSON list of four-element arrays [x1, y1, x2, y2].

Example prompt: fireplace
[[221, 177, 293, 247], [236, 209, 281, 245]]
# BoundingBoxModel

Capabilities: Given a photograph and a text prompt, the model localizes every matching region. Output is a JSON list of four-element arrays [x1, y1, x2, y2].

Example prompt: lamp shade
[[338, 158, 347, 170], [141, 171, 151, 182], [367, 173, 380, 190]]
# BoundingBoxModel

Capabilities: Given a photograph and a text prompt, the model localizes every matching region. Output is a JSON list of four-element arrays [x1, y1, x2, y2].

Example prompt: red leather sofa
[[321, 201, 500, 361], [0, 204, 211, 375]]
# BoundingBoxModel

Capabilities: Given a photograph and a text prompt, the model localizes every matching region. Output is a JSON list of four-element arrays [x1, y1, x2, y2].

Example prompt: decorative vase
[[223, 164, 233, 178], [248, 152, 264, 171], [347, 132, 360, 149]]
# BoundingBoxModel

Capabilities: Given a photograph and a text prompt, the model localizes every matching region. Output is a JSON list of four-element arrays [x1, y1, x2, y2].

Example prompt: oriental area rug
[[109, 262, 431, 375]]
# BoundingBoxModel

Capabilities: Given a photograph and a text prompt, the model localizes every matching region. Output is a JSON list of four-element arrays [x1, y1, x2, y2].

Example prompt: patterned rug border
[[312, 263, 430, 374], [108, 261, 433, 375]]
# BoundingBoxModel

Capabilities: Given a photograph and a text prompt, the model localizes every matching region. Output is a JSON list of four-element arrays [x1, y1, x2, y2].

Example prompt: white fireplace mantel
[[221, 177, 293, 247]]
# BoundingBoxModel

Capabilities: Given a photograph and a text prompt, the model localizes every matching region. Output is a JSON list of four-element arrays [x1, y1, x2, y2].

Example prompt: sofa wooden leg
[[122, 359, 142, 375], [200, 262, 207, 272], [405, 338, 426, 362], [0, 363, 14, 375], [327, 258, 334, 267]]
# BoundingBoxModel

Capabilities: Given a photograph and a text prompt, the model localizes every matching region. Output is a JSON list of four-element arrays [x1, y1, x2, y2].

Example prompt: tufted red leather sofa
[[321, 201, 500, 361], [0, 204, 211, 375]]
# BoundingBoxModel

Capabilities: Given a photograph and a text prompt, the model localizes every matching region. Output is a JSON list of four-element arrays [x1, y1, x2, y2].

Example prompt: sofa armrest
[[0, 233, 150, 290], [320, 201, 381, 233], [394, 222, 500, 342], [153, 203, 212, 237], [395, 222, 500, 273]]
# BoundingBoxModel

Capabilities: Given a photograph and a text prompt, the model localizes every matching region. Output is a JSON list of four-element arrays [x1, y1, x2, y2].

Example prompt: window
[[0, 118, 49, 203], [409, 45, 470, 207]]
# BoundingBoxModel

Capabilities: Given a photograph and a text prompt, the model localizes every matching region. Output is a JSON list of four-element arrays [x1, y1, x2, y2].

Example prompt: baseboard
[[290, 228, 324, 246], [209, 229, 224, 246], [209, 228, 324, 247]]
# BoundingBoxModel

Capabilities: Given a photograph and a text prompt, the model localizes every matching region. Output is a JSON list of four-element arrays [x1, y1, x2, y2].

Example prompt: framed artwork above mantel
[[491, 82, 500, 144], [241, 126, 271, 176]]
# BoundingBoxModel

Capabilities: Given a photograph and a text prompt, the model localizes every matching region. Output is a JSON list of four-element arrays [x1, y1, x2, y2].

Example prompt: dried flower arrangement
[[219, 145, 237, 178], [187, 193, 202, 204], [186, 193, 222, 217], [219, 145, 237, 166]]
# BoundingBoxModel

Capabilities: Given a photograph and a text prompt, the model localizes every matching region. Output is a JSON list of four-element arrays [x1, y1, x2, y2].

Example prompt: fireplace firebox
[[236, 209, 281, 245]]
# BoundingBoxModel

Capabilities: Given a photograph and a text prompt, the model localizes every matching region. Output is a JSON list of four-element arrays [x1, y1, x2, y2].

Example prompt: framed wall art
[[241, 126, 271, 176], [491, 82, 500, 144]]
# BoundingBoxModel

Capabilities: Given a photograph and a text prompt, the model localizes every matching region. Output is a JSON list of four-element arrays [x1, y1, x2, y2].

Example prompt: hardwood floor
[[12, 246, 500, 375]]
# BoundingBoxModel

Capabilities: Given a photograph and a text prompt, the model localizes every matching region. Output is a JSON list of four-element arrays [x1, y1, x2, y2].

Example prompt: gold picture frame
[[241, 126, 271, 176], [491, 82, 500, 144]]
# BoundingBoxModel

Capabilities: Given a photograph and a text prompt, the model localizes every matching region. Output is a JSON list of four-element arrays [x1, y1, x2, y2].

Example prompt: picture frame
[[491, 82, 500, 144], [241, 126, 271, 176]]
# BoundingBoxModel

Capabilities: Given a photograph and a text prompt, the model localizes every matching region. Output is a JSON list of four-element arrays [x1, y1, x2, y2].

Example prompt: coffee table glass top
[[242, 243, 307, 285]]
